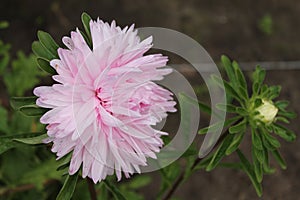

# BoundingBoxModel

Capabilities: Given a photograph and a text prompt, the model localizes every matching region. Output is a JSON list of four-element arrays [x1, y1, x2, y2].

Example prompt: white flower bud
[[255, 99, 278, 124]]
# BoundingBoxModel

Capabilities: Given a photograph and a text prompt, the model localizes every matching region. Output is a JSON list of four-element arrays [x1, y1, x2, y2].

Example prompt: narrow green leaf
[[216, 103, 236, 113], [37, 57, 56, 75], [272, 124, 296, 142], [19, 105, 48, 116], [229, 118, 246, 134], [278, 111, 297, 119], [179, 93, 212, 116], [81, 12, 92, 47], [252, 65, 266, 94], [221, 55, 236, 85], [199, 116, 241, 135], [271, 149, 287, 169], [235, 107, 248, 116], [275, 100, 289, 111], [225, 131, 245, 155], [56, 173, 79, 200], [57, 153, 72, 171], [275, 116, 289, 124], [10, 96, 37, 110], [13, 134, 47, 144], [0, 133, 44, 154], [192, 155, 214, 171], [233, 61, 247, 90], [103, 180, 127, 200], [261, 133, 276, 151], [206, 134, 234, 171], [237, 149, 263, 197], [211, 75, 243, 103], [252, 145, 265, 163], [252, 148, 263, 183], [261, 128, 280, 148], [128, 176, 151, 189], [0, 137, 18, 155], [261, 146, 274, 174], [32, 41, 56, 61], [251, 128, 263, 150], [267, 85, 281, 99], [37, 30, 59, 57]]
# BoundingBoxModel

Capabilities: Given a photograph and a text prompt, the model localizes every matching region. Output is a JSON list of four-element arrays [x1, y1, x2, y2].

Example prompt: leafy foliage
[[199, 55, 296, 196]]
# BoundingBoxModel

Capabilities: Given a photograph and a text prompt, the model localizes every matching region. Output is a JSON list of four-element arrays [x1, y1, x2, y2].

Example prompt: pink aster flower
[[33, 19, 176, 183]]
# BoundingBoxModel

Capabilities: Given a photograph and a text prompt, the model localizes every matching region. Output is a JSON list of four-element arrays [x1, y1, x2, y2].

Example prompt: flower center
[[95, 88, 109, 108]]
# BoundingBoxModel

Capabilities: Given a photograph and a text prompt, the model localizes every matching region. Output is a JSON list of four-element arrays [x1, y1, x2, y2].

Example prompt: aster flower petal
[[34, 18, 176, 183]]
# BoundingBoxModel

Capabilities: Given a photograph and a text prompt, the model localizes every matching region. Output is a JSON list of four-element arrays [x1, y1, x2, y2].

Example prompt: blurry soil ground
[[1, 0, 300, 199]]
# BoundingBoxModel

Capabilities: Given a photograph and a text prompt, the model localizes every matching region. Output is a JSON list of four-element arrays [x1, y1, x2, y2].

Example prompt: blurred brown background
[[1, 0, 299, 199]]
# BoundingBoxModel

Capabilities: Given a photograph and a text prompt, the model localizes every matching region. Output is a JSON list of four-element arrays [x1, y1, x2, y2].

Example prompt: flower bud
[[255, 99, 278, 124]]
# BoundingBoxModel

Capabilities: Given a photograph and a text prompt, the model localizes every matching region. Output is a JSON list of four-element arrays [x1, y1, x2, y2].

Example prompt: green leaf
[[237, 149, 262, 197], [37, 57, 56, 75], [216, 103, 237, 113], [252, 65, 266, 94], [19, 105, 48, 116], [212, 75, 243, 103], [251, 128, 263, 150], [128, 175, 152, 189], [10, 96, 37, 110], [252, 145, 265, 163], [261, 146, 274, 174], [271, 149, 287, 169], [4, 52, 45, 96], [0, 137, 18, 155], [103, 180, 127, 200], [275, 116, 289, 124], [81, 12, 92, 47], [262, 130, 280, 149], [267, 85, 281, 99], [252, 149, 263, 183], [32, 41, 56, 61], [261, 133, 276, 151], [206, 134, 234, 171], [229, 118, 246, 134], [199, 116, 241, 135], [56, 173, 78, 200], [272, 124, 296, 142], [57, 153, 72, 171], [179, 93, 212, 116], [0, 133, 44, 154], [235, 107, 248, 116], [13, 134, 47, 144], [233, 61, 248, 97], [192, 155, 214, 171], [37, 30, 59, 57], [221, 55, 237, 85], [226, 131, 245, 155], [275, 100, 289, 111], [278, 111, 297, 119]]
